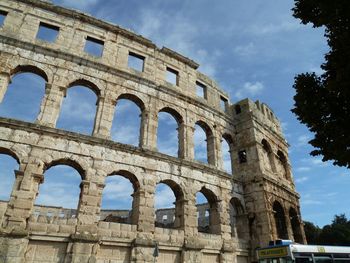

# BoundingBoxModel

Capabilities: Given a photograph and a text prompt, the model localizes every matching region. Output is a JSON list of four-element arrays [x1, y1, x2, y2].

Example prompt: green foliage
[[292, 0, 350, 168], [305, 214, 350, 245]]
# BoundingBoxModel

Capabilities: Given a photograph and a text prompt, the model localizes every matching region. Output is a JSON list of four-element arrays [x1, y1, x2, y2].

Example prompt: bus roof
[[290, 244, 350, 254]]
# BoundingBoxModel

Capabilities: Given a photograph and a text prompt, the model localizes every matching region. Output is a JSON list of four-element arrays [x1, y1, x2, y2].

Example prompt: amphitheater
[[0, 0, 306, 262]]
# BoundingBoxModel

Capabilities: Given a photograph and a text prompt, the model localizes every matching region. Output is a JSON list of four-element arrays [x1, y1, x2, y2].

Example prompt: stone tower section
[[232, 99, 306, 253], [0, 0, 305, 262]]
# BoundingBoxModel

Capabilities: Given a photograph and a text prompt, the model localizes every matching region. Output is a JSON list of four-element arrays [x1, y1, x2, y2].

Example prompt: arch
[[67, 79, 101, 97], [159, 107, 183, 126], [44, 158, 85, 179], [100, 171, 139, 224], [117, 93, 145, 111], [0, 147, 20, 164], [0, 149, 20, 202], [56, 82, 98, 135], [222, 133, 234, 174], [107, 170, 140, 191], [35, 162, 83, 211], [10, 65, 48, 82], [230, 197, 249, 239], [262, 139, 276, 172], [289, 207, 304, 243], [194, 120, 215, 165], [155, 179, 184, 229], [111, 94, 144, 146], [1, 68, 47, 122], [273, 201, 288, 239], [196, 186, 220, 234], [101, 170, 140, 224], [157, 107, 184, 157]]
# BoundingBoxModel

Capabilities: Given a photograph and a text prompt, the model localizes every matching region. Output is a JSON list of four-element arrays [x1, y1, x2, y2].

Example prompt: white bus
[[257, 241, 350, 263]]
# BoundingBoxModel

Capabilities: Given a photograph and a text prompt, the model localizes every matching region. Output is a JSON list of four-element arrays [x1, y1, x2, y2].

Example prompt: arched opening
[[111, 94, 144, 146], [35, 160, 84, 219], [277, 150, 289, 180], [0, 66, 47, 122], [194, 121, 215, 165], [262, 139, 276, 172], [157, 108, 183, 157], [155, 180, 184, 229], [0, 149, 19, 207], [56, 80, 99, 135], [230, 198, 249, 239], [196, 187, 220, 234], [222, 134, 233, 174], [273, 201, 288, 239], [100, 171, 139, 224], [289, 207, 303, 243]]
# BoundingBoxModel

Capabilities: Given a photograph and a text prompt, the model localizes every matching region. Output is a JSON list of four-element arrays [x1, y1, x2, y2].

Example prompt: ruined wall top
[[0, 0, 234, 114]]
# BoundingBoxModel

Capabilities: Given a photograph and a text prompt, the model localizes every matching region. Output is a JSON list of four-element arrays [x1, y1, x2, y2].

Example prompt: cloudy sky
[[0, 0, 349, 227]]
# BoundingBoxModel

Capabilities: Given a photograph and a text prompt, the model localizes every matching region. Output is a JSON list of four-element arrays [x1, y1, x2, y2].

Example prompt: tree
[[303, 221, 321, 244], [291, 0, 350, 168], [318, 214, 350, 245]]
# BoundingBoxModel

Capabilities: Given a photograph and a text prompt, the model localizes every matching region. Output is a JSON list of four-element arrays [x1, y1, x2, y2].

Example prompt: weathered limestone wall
[[0, 0, 305, 262]]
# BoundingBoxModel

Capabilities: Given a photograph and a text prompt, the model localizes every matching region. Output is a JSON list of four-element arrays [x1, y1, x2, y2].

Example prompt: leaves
[[304, 214, 350, 245], [292, 0, 350, 168]]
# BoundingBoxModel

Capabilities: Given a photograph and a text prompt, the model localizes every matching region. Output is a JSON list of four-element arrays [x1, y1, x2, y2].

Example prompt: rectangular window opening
[[84, 36, 104, 57], [0, 10, 8, 27], [166, 67, 179, 86], [220, 96, 228, 111], [128, 52, 145, 72], [196, 81, 207, 99], [36, 22, 59, 43]]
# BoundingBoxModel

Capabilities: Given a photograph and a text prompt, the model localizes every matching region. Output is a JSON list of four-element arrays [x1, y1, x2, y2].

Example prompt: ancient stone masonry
[[0, 0, 306, 262]]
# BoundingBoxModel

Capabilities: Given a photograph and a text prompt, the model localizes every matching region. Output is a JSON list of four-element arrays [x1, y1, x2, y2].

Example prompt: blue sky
[[0, 0, 349, 227]]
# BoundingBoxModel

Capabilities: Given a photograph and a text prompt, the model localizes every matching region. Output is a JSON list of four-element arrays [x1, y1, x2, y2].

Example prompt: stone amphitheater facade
[[0, 0, 306, 262]]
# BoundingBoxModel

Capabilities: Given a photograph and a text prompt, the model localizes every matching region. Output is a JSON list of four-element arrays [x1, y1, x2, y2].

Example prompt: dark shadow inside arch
[[262, 139, 276, 172], [230, 197, 249, 239], [0, 66, 47, 122], [56, 81, 99, 135], [100, 170, 140, 225], [289, 207, 303, 243], [155, 179, 184, 229], [196, 187, 220, 234], [273, 201, 288, 239], [111, 94, 144, 146], [277, 150, 289, 179], [157, 107, 183, 157]]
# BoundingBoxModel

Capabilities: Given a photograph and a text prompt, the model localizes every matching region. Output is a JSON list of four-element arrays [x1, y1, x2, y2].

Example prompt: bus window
[[314, 257, 332, 263], [334, 260, 350, 263], [295, 257, 312, 263]]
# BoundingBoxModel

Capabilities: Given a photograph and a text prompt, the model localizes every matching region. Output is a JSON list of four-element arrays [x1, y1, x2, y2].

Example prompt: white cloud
[[248, 20, 301, 36], [234, 42, 257, 57], [295, 167, 311, 172], [234, 81, 264, 99], [155, 184, 175, 209], [295, 134, 311, 147], [295, 176, 309, 183], [137, 9, 219, 77]]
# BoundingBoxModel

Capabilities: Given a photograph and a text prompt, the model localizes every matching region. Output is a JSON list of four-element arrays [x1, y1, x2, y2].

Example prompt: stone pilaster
[[3, 154, 44, 230], [93, 94, 116, 139], [36, 83, 65, 127], [184, 124, 195, 160], [0, 72, 11, 103], [140, 104, 158, 151]]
